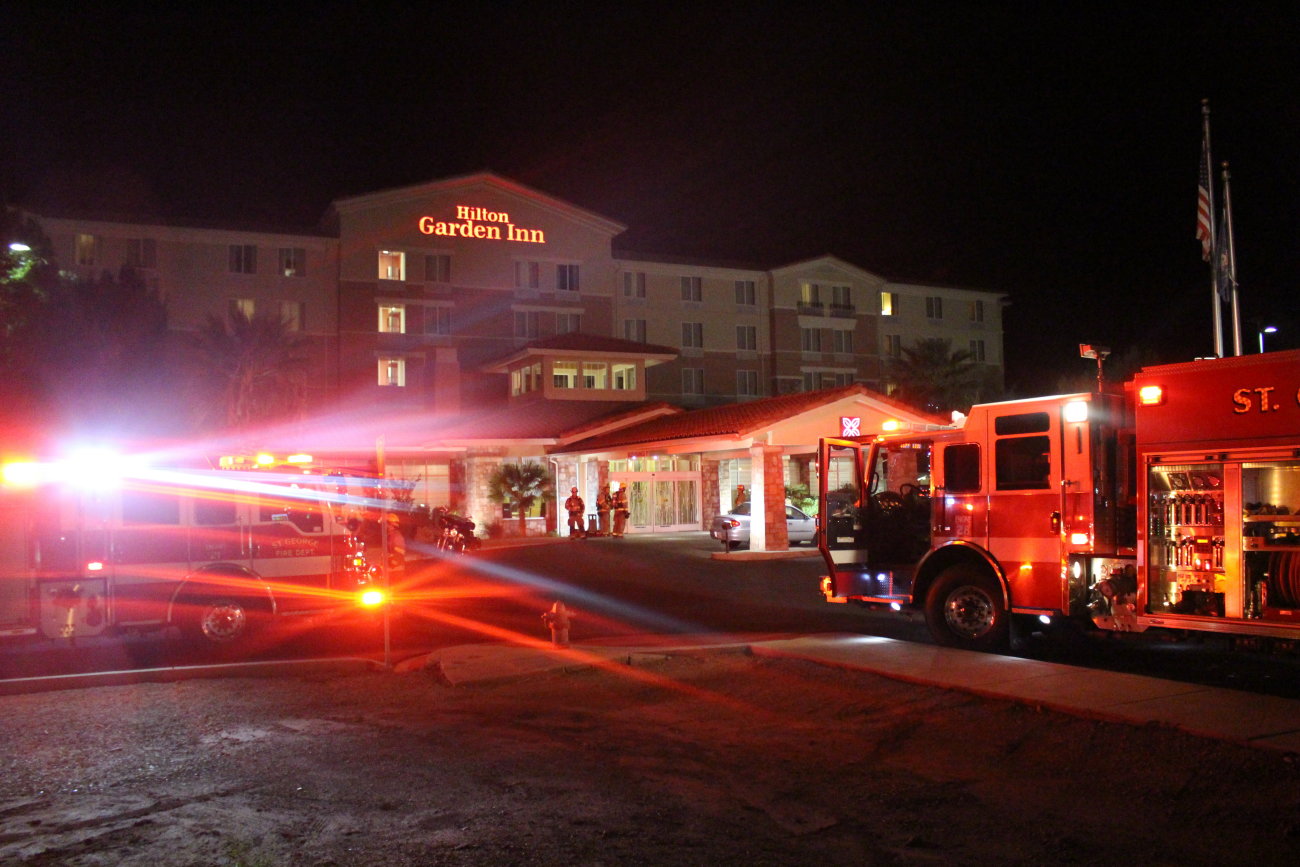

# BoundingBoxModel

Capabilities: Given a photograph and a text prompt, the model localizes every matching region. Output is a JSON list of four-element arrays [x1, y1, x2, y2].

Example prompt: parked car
[[709, 502, 816, 550]]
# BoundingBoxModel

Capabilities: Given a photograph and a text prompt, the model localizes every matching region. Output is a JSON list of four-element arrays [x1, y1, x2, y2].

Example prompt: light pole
[[1259, 325, 1277, 353]]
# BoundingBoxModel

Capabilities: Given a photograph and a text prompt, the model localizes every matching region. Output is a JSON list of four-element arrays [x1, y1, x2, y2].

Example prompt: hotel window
[[736, 324, 757, 351], [623, 271, 646, 298], [835, 372, 855, 387], [800, 282, 821, 307], [736, 370, 759, 397], [880, 291, 896, 316], [279, 247, 306, 277], [833, 329, 854, 354], [126, 238, 156, 269], [557, 263, 580, 292], [515, 260, 540, 289], [680, 276, 702, 302], [425, 306, 452, 336], [926, 296, 944, 320], [378, 357, 406, 387], [425, 253, 451, 283], [970, 298, 985, 323], [229, 244, 257, 274], [831, 284, 852, 308], [623, 318, 646, 342], [515, 310, 540, 338], [682, 321, 704, 349], [378, 250, 405, 281], [682, 367, 705, 395], [280, 301, 304, 332], [612, 362, 636, 391], [884, 334, 902, 357], [734, 280, 756, 306], [378, 304, 406, 334], [556, 312, 582, 334], [75, 233, 98, 266], [229, 298, 255, 319], [553, 360, 579, 389], [969, 339, 987, 362], [582, 362, 608, 389], [801, 327, 822, 352]]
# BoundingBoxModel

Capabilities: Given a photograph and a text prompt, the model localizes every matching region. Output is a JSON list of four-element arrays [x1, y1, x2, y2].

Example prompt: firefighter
[[565, 487, 586, 539], [596, 483, 612, 535], [612, 485, 629, 537], [734, 484, 747, 509]]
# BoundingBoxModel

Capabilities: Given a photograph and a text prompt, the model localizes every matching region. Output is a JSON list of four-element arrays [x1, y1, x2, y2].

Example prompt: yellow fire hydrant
[[542, 601, 574, 647]]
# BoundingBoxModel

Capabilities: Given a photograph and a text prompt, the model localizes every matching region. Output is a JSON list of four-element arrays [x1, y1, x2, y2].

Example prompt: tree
[[888, 337, 990, 416], [486, 461, 553, 537], [193, 308, 309, 433]]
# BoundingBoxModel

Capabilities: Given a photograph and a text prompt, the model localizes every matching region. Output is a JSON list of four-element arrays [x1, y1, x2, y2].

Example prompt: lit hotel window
[[280, 301, 304, 331], [583, 362, 607, 389], [378, 304, 406, 334], [553, 361, 578, 389], [229, 298, 255, 319], [279, 247, 306, 277], [75, 233, 98, 266], [378, 250, 405, 281], [378, 357, 406, 387], [880, 291, 896, 316], [612, 363, 636, 391]]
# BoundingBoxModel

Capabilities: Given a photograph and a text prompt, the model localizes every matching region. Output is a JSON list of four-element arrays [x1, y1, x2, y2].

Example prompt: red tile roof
[[560, 385, 947, 452]]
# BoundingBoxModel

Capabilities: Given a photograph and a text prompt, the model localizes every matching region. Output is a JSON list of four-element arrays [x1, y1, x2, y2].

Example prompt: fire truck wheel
[[183, 596, 263, 649], [925, 565, 1009, 652]]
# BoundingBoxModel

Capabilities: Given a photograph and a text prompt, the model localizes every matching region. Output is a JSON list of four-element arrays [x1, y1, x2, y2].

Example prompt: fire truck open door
[[817, 438, 872, 596]]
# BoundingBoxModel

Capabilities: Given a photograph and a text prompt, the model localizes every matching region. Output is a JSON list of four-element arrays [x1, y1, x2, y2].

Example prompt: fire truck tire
[[924, 565, 1009, 652], [182, 596, 264, 649]]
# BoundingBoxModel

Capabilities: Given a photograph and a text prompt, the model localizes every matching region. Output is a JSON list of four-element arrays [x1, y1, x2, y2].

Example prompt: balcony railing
[[797, 302, 824, 316], [828, 303, 856, 318]]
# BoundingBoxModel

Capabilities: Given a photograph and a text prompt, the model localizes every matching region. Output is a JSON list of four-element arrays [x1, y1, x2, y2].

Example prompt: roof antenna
[[1079, 344, 1110, 393]]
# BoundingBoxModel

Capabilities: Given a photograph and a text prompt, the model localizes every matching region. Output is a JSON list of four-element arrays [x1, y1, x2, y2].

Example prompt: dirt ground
[[2, 649, 1298, 866]]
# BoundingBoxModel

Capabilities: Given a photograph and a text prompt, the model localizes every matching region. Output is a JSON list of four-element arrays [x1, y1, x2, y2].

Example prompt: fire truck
[[817, 348, 1300, 652], [0, 450, 385, 651]]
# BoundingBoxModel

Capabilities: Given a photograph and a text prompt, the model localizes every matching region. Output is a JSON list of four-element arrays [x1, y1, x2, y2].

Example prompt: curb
[[0, 657, 385, 697]]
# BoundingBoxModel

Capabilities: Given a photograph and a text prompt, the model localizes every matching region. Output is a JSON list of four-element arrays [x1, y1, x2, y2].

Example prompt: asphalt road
[[4, 532, 1300, 699]]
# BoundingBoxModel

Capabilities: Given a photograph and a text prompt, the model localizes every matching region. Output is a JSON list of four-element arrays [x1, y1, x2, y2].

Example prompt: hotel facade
[[27, 173, 1005, 544]]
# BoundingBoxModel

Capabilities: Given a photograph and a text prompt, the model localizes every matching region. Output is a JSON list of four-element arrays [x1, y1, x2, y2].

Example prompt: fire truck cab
[[818, 349, 1300, 652], [0, 451, 380, 650]]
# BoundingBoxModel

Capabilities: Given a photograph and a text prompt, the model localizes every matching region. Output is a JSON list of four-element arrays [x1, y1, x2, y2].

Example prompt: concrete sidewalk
[[422, 633, 1300, 753]]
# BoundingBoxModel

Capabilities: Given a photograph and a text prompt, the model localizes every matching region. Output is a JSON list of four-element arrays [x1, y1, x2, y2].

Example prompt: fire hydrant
[[542, 601, 574, 647]]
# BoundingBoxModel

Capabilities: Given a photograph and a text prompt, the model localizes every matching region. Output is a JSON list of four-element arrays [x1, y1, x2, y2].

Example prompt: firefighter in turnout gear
[[596, 483, 613, 536], [565, 487, 586, 539]]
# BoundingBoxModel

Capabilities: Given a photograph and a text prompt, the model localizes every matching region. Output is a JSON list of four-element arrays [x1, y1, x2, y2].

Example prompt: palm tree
[[486, 461, 553, 537], [888, 337, 988, 416], [193, 308, 308, 432]]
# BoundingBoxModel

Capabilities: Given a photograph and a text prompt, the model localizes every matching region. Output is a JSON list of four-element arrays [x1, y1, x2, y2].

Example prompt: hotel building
[[26, 173, 1005, 544]]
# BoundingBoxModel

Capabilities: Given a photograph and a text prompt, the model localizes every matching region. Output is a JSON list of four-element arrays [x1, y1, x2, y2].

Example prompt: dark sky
[[4, 2, 1298, 393]]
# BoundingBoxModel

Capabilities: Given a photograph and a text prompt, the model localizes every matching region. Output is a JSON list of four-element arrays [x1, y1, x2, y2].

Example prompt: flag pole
[[1220, 161, 1243, 356], [1199, 99, 1224, 357]]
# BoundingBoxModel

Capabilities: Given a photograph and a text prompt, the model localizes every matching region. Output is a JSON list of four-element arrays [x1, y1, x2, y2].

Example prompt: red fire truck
[[817, 349, 1300, 651], [0, 450, 384, 651]]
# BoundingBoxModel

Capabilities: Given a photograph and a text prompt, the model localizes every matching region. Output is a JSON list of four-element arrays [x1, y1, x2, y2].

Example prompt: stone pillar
[[748, 444, 787, 551], [701, 457, 720, 528]]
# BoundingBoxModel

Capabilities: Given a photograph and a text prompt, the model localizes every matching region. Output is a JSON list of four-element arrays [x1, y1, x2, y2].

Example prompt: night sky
[[4, 2, 1298, 393]]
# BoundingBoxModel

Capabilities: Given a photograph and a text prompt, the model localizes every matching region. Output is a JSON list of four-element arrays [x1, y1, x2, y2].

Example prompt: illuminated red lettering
[[1255, 386, 1277, 411], [1232, 388, 1251, 413]]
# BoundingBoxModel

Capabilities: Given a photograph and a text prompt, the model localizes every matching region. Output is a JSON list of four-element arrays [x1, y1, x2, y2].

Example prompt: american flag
[[1196, 136, 1213, 262]]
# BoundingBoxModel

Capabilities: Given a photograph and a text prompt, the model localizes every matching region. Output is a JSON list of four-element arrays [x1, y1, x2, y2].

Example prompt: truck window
[[943, 443, 981, 493], [122, 490, 181, 525], [995, 436, 1052, 490], [194, 497, 238, 525]]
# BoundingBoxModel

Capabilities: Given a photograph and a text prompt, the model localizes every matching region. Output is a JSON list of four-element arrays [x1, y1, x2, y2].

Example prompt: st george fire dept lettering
[[1231, 384, 1300, 414], [418, 205, 546, 244]]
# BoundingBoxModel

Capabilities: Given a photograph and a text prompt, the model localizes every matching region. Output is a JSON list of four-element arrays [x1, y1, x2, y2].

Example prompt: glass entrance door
[[619, 475, 699, 533]]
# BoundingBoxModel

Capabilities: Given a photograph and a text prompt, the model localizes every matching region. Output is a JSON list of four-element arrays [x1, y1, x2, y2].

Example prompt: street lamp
[[1259, 325, 1277, 353]]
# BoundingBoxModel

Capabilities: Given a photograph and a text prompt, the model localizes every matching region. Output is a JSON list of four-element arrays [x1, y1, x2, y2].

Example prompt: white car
[[709, 502, 816, 550]]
